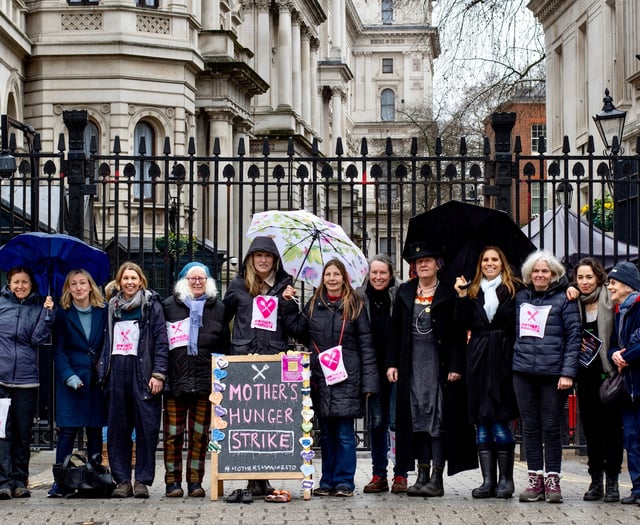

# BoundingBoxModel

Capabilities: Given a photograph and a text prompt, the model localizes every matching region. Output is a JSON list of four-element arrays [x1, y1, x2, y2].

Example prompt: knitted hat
[[608, 261, 640, 292], [178, 262, 211, 280]]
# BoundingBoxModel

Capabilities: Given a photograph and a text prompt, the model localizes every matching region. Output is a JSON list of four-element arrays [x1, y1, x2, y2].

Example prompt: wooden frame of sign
[[210, 353, 313, 501]]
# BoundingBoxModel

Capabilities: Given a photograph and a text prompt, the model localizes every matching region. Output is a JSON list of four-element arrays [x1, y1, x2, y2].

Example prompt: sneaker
[[0, 488, 11, 500], [313, 486, 334, 496], [187, 482, 205, 498], [334, 486, 354, 497], [12, 486, 31, 498], [111, 481, 133, 498], [545, 472, 563, 503], [363, 475, 389, 493], [165, 483, 184, 498], [519, 470, 544, 502], [47, 482, 64, 498], [133, 481, 149, 499], [391, 476, 408, 494]]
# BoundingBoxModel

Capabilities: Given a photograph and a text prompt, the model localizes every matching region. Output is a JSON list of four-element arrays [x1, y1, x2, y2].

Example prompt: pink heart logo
[[256, 296, 277, 318], [319, 349, 341, 371]]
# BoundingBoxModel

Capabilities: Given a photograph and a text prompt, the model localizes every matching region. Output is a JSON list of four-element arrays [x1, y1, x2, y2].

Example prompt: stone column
[[201, 0, 219, 30], [330, 87, 344, 144], [255, 0, 272, 110], [301, 27, 311, 125], [277, 0, 293, 109], [310, 38, 320, 135], [291, 12, 302, 116]]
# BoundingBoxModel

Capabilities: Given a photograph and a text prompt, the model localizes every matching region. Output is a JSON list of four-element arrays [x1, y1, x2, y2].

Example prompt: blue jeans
[[513, 372, 567, 473], [622, 404, 640, 495], [318, 417, 357, 491], [368, 385, 407, 478], [56, 427, 103, 465], [476, 421, 515, 446]]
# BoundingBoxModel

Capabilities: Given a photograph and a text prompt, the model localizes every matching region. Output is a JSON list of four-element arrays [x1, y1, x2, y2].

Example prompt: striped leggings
[[163, 393, 211, 484]]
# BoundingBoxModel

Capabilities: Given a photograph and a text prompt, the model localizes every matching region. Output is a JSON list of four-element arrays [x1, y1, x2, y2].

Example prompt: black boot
[[407, 464, 430, 497], [583, 471, 604, 501], [472, 446, 496, 498], [495, 445, 515, 499], [604, 473, 620, 503], [421, 465, 444, 497]]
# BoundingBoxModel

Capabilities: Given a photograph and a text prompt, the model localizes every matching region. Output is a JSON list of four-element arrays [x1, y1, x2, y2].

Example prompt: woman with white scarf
[[569, 258, 622, 502], [162, 262, 229, 498], [454, 247, 522, 499]]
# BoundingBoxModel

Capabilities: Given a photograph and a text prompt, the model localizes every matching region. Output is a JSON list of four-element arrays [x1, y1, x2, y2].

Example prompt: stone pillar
[[330, 0, 342, 59], [301, 27, 311, 125], [277, 0, 293, 109], [331, 87, 343, 145], [310, 38, 320, 135], [208, 112, 233, 156], [255, 0, 272, 110], [201, 0, 219, 30], [291, 12, 302, 117]]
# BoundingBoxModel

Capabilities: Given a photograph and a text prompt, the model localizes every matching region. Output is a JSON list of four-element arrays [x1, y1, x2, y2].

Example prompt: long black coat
[[454, 284, 519, 424], [289, 294, 379, 418], [162, 294, 230, 395], [389, 279, 477, 476]]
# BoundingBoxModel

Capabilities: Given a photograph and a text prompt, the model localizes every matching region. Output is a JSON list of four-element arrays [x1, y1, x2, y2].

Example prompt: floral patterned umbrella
[[246, 210, 369, 288]]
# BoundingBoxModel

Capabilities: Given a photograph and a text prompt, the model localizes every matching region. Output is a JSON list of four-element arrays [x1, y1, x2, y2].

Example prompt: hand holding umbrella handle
[[43, 295, 54, 321], [454, 277, 470, 297]]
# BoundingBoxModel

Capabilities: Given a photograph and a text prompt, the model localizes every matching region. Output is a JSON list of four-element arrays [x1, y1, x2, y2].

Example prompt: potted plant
[[580, 195, 614, 231]]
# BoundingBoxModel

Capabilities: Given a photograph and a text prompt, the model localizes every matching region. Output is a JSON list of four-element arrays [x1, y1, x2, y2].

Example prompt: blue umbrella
[[0, 232, 110, 298]]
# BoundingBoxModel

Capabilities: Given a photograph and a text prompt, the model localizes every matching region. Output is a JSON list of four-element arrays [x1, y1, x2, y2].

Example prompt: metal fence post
[[490, 112, 517, 217], [63, 110, 88, 239]]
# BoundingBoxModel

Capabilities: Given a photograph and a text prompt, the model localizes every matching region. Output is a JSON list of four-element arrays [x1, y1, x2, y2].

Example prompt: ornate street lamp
[[592, 89, 627, 154], [555, 180, 573, 208]]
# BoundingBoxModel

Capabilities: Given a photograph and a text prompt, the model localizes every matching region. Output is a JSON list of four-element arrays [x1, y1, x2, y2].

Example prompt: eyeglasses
[[188, 276, 206, 282]]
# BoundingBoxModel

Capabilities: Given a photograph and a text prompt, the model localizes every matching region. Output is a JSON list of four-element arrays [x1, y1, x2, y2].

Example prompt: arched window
[[381, 89, 395, 121], [134, 121, 155, 199], [83, 120, 99, 157]]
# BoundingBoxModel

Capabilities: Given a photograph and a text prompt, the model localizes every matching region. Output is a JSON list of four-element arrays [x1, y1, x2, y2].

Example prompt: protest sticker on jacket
[[166, 318, 190, 350], [250, 295, 278, 331], [112, 320, 140, 356], [519, 303, 552, 338]]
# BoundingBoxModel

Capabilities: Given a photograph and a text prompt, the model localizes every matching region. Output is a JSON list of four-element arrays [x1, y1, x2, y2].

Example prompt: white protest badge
[[519, 303, 552, 338], [112, 320, 140, 355], [251, 295, 278, 331], [0, 398, 11, 438], [166, 318, 190, 350], [318, 345, 348, 385]]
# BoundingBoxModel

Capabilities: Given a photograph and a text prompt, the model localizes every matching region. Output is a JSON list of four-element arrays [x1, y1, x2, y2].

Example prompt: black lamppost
[[592, 88, 627, 156]]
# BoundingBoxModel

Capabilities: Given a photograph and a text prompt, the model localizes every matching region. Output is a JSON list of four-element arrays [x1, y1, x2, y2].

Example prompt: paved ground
[[5, 447, 639, 524]]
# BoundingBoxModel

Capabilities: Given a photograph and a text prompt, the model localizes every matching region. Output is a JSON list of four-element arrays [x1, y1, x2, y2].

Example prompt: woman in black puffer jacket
[[287, 259, 378, 497], [513, 250, 581, 504], [162, 262, 229, 498]]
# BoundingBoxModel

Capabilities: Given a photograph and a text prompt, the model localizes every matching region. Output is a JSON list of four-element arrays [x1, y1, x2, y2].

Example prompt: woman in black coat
[[162, 262, 229, 498], [387, 242, 477, 498], [288, 259, 378, 497], [454, 247, 520, 499]]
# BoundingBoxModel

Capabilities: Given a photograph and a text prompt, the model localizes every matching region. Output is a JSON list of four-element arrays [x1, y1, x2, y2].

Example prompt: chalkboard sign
[[209, 353, 314, 500]]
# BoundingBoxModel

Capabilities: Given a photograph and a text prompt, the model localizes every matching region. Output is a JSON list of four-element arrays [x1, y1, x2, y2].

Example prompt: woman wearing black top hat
[[387, 242, 477, 497]]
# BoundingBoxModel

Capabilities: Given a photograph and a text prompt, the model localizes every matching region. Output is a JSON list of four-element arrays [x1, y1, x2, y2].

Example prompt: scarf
[[184, 294, 208, 356], [480, 274, 502, 323], [579, 284, 614, 373], [618, 292, 640, 349]]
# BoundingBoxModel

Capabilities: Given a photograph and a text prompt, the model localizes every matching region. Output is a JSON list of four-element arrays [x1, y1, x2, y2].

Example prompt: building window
[[67, 0, 100, 4], [382, 58, 393, 74], [134, 121, 155, 200], [83, 120, 99, 157], [531, 124, 546, 152], [381, 0, 393, 24], [137, 0, 158, 7], [530, 183, 546, 217], [378, 237, 397, 268], [381, 89, 395, 121]]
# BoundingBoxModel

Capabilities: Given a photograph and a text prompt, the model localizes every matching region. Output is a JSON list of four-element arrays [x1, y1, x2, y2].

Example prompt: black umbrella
[[403, 201, 536, 281]]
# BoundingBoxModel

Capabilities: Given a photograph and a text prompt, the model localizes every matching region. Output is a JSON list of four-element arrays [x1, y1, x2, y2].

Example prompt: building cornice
[[527, 0, 571, 25]]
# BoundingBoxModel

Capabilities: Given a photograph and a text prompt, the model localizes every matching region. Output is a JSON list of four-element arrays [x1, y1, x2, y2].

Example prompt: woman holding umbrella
[[223, 236, 298, 496], [0, 266, 55, 499], [387, 242, 476, 498], [97, 261, 168, 499], [48, 269, 108, 497], [454, 247, 521, 499]]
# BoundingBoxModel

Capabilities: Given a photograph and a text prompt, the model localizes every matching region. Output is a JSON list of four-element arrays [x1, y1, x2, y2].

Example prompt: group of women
[[0, 229, 638, 504]]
